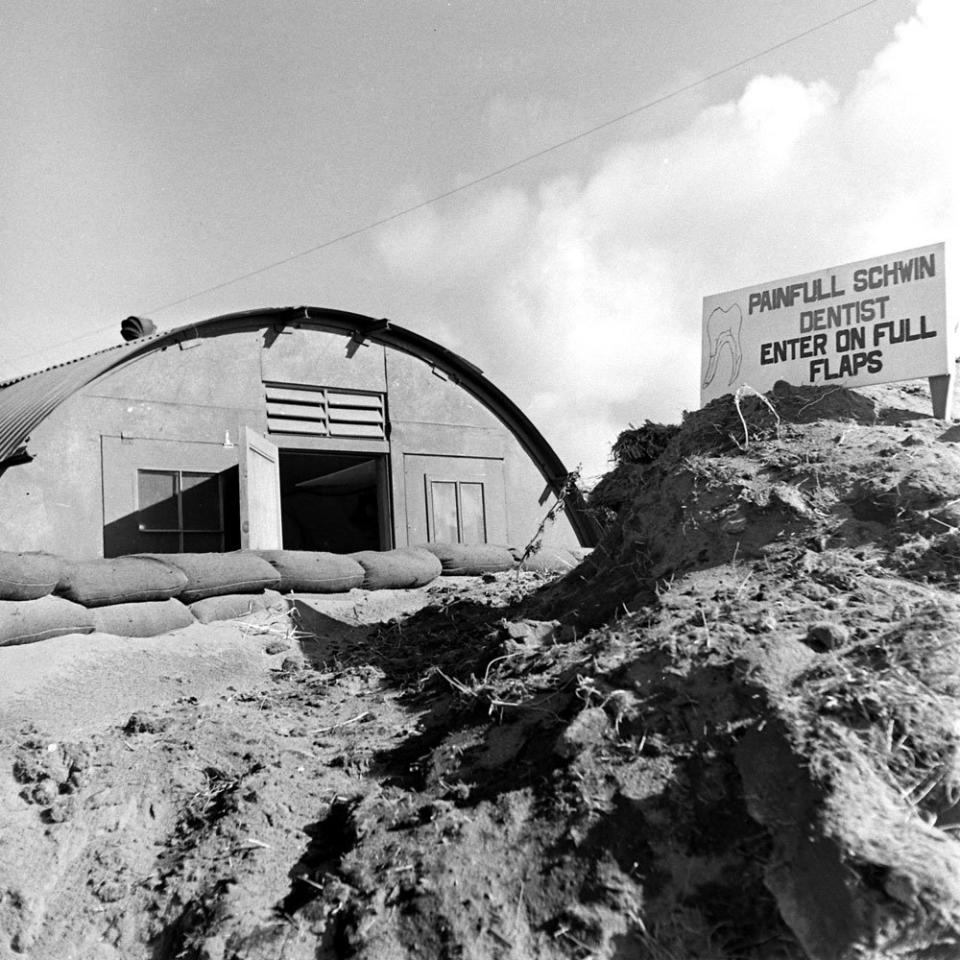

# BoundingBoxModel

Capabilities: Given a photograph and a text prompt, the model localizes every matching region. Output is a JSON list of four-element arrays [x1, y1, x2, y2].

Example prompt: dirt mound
[[550, 380, 960, 623], [2, 381, 959, 959]]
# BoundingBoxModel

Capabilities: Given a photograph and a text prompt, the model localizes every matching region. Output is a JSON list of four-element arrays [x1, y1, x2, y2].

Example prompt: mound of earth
[[2, 379, 959, 960]]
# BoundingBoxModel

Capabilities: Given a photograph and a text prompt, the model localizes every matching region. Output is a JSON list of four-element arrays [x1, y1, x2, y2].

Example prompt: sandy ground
[[0, 582, 465, 960], [0, 622, 273, 740], [0, 586, 446, 740]]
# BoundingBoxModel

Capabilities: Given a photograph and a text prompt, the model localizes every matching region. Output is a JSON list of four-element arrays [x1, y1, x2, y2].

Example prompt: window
[[264, 383, 386, 439], [428, 479, 487, 543], [137, 469, 224, 552]]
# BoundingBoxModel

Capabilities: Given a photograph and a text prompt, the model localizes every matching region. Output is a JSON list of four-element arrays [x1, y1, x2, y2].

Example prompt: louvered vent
[[264, 383, 386, 439]]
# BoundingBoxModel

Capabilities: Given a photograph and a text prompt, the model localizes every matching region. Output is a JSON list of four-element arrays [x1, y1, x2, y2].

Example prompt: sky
[[0, 0, 955, 482]]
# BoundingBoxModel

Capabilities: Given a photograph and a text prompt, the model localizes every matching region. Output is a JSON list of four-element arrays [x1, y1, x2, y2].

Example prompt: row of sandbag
[[0, 543, 579, 647], [0, 543, 579, 604], [0, 592, 291, 647]]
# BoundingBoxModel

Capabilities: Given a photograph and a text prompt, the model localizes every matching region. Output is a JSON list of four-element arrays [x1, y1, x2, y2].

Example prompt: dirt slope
[[2, 380, 960, 960]]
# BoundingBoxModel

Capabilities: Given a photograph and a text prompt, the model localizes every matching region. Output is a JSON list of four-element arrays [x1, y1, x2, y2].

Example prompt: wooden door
[[239, 427, 283, 549]]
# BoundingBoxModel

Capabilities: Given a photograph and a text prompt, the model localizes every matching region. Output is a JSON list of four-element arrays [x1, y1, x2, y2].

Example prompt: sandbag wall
[[0, 544, 580, 647]]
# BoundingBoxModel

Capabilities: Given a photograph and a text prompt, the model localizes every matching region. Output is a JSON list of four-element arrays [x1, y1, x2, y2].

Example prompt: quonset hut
[[0, 307, 596, 560]]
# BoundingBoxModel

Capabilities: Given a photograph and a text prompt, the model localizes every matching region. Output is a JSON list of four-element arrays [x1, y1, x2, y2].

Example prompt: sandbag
[[254, 550, 364, 593], [58, 556, 189, 607], [139, 553, 280, 603], [92, 599, 195, 637], [517, 546, 580, 573], [0, 596, 95, 647], [349, 548, 442, 590], [0, 551, 65, 601], [189, 593, 269, 624], [419, 542, 517, 576]]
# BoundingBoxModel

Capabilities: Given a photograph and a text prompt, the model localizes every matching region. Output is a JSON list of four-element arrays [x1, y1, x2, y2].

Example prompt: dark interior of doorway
[[278, 451, 383, 553]]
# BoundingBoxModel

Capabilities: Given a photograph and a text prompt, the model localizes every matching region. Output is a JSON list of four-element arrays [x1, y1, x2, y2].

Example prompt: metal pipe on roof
[[120, 316, 157, 341]]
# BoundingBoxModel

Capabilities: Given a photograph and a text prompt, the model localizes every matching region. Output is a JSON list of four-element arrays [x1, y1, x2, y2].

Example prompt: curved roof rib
[[0, 306, 599, 546]]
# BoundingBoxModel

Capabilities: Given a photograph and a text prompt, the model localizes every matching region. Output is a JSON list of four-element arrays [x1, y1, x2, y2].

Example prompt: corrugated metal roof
[[0, 334, 168, 464], [0, 312, 252, 463], [0, 307, 600, 545]]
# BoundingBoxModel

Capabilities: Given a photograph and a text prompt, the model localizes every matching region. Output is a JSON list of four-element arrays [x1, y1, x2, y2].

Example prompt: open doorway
[[277, 450, 388, 553]]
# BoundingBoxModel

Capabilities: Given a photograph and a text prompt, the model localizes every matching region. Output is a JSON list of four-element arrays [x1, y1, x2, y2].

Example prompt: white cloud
[[375, 0, 956, 482], [377, 185, 532, 283]]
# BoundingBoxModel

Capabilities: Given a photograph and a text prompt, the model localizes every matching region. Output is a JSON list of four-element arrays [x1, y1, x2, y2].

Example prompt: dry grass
[[792, 600, 960, 824]]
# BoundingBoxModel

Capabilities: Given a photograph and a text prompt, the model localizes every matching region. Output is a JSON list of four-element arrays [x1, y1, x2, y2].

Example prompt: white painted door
[[239, 427, 283, 549]]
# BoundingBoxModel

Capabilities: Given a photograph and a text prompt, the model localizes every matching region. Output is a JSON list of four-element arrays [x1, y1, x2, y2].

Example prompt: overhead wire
[[2, 320, 122, 367], [142, 0, 883, 315], [4, 0, 884, 367]]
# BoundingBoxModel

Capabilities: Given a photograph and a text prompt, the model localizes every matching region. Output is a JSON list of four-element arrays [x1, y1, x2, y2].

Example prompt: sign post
[[701, 243, 951, 418]]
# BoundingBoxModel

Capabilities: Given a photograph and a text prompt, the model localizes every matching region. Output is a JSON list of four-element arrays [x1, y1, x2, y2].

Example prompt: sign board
[[701, 242, 948, 408]]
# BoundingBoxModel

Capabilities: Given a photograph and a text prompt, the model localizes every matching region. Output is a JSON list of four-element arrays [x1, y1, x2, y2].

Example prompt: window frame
[[136, 468, 225, 551], [425, 475, 488, 544]]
